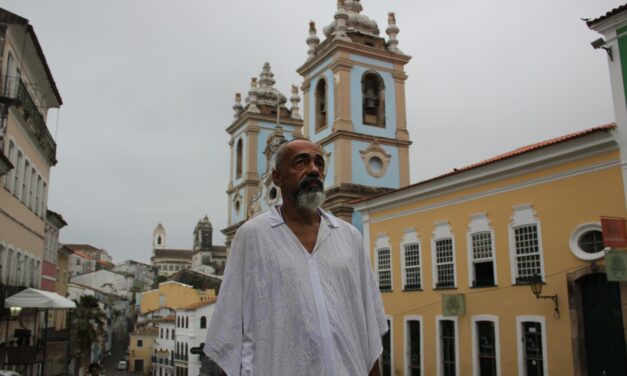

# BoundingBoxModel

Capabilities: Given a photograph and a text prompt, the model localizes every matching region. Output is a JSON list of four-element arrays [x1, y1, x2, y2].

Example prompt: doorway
[[578, 273, 626, 375]]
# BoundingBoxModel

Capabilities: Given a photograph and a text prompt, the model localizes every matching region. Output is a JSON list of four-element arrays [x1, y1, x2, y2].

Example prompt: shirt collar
[[269, 205, 340, 229]]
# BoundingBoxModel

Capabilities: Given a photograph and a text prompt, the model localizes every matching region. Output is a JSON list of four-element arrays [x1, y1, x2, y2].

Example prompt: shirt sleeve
[[355, 227, 389, 370], [204, 228, 248, 376]]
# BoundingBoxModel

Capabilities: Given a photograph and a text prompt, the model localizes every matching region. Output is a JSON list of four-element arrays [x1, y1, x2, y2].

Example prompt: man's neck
[[280, 202, 320, 227]]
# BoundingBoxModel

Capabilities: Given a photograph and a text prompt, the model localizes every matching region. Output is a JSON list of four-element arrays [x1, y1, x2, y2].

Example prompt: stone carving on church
[[248, 126, 287, 218], [359, 139, 391, 178], [323, 0, 380, 38]]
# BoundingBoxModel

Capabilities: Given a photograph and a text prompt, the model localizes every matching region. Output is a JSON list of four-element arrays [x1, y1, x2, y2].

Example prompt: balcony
[[0, 76, 57, 165]]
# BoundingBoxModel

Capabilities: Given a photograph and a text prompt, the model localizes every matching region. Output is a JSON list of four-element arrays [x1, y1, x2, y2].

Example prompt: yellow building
[[354, 125, 627, 375], [140, 281, 213, 315], [129, 326, 158, 374]]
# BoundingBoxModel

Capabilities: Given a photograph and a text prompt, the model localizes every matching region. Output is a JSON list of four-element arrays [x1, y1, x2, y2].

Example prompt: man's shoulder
[[321, 209, 362, 240], [235, 209, 274, 235]]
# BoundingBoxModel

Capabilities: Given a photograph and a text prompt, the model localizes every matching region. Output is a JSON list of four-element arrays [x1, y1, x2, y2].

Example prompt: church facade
[[222, 0, 412, 246], [151, 216, 226, 277]]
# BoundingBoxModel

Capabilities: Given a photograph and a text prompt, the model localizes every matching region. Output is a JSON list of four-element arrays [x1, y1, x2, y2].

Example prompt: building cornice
[[297, 39, 411, 76], [226, 112, 304, 135], [316, 129, 412, 147]]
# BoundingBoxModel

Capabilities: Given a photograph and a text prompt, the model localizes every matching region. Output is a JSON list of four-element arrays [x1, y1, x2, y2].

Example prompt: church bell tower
[[297, 0, 412, 225]]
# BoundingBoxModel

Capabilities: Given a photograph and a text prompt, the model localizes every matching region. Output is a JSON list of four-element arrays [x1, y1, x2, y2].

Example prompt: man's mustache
[[297, 175, 324, 191]]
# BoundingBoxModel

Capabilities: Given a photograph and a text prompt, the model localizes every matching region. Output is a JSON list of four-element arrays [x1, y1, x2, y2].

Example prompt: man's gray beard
[[295, 191, 326, 212]]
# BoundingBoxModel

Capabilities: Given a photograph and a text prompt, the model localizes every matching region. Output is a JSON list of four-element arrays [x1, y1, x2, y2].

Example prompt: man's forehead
[[285, 140, 322, 157]]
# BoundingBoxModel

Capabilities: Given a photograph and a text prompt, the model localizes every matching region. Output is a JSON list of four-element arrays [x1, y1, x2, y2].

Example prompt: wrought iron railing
[[0, 76, 56, 163]]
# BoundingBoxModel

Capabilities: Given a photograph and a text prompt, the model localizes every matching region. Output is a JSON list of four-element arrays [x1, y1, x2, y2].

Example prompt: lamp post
[[529, 274, 560, 319]]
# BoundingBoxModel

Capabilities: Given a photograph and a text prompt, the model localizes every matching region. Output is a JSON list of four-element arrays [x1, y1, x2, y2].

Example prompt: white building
[[154, 317, 176, 376], [174, 300, 216, 376], [113, 259, 155, 291], [70, 269, 134, 299]]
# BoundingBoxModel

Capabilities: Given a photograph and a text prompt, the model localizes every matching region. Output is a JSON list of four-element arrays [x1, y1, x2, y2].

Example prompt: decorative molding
[[359, 139, 391, 178]]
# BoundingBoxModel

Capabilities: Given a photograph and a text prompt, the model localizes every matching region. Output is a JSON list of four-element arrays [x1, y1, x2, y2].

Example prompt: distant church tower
[[298, 0, 411, 224], [222, 63, 304, 245], [193, 215, 212, 251], [153, 223, 166, 251]]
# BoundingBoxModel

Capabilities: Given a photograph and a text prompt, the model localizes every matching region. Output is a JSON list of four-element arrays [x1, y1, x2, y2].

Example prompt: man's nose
[[306, 161, 323, 177]]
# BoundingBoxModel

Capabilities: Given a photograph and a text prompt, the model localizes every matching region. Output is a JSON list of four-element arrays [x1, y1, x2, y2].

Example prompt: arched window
[[236, 139, 243, 179], [200, 316, 207, 329], [362, 72, 385, 127], [16, 253, 23, 286], [30, 259, 36, 287], [315, 78, 327, 131], [177, 317, 180, 327], [160, 328, 163, 338], [157, 236, 162, 245], [185, 317, 189, 328]]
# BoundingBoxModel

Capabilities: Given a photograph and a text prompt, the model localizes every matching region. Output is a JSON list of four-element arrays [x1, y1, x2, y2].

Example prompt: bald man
[[204, 139, 387, 375]]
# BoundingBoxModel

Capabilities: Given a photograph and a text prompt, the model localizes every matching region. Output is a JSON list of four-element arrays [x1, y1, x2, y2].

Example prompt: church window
[[157, 236, 161, 245], [315, 78, 327, 131], [200, 316, 207, 329], [362, 72, 385, 127], [236, 139, 243, 179]]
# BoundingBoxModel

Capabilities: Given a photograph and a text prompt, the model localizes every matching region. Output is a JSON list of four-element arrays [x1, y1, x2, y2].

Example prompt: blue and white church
[[222, 0, 412, 246]]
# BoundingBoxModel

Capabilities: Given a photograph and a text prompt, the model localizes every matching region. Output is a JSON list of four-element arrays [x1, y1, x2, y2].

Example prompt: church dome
[[323, 0, 380, 38]]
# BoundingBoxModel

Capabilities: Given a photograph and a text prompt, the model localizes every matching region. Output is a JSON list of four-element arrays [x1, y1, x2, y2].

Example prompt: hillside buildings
[[151, 216, 226, 277]]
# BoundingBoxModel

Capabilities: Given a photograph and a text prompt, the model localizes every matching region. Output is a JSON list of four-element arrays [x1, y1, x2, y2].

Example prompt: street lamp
[[529, 274, 559, 319], [9, 307, 22, 317]]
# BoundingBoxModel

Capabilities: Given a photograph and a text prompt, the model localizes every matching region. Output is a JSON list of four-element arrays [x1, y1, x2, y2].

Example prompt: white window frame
[[404, 315, 423, 376], [21, 158, 30, 203], [471, 315, 501, 376], [508, 204, 545, 284], [569, 222, 606, 261], [431, 221, 456, 289], [467, 213, 498, 287], [436, 315, 459, 376], [14, 149, 23, 198], [516, 315, 548, 376], [401, 229, 422, 290], [375, 235, 393, 291]]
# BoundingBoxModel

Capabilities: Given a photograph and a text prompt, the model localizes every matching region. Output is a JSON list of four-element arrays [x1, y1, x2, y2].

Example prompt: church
[[151, 216, 227, 277], [221, 0, 412, 246]]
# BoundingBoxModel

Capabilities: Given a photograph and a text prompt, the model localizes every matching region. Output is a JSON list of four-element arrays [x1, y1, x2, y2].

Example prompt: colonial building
[[0, 7, 64, 374], [348, 4, 627, 375], [173, 299, 216, 376], [221, 0, 411, 246], [151, 217, 226, 277]]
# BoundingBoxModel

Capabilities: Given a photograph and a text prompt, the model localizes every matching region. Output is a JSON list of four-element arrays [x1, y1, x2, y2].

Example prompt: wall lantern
[[9, 306, 22, 317], [529, 274, 559, 319]]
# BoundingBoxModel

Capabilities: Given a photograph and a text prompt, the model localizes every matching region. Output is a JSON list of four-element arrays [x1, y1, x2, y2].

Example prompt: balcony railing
[[0, 76, 57, 165]]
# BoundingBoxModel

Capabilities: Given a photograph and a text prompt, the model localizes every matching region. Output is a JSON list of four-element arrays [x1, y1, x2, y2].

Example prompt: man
[[205, 139, 387, 375]]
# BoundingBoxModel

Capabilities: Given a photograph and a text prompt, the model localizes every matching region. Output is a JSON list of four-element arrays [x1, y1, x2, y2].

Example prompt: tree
[[71, 295, 106, 349]]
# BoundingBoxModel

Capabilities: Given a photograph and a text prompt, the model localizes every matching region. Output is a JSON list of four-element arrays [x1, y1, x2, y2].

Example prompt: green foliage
[[71, 295, 107, 349]]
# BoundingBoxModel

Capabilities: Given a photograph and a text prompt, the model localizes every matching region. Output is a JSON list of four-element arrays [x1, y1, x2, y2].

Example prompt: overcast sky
[[0, 0, 623, 264]]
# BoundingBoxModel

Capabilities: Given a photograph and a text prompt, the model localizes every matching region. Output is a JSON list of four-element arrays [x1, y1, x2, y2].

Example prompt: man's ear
[[272, 168, 281, 187]]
